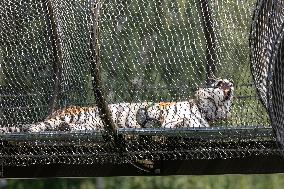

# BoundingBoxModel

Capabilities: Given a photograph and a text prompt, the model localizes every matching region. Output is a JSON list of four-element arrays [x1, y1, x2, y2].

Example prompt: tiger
[[1, 78, 234, 133]]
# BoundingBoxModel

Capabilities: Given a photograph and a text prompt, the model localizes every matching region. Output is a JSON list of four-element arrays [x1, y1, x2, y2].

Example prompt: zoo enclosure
[[0, 0, 283, 177]]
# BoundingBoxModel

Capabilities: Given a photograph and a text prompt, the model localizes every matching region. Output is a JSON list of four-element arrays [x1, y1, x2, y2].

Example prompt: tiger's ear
[[206, 78, 218, 86], [206, 80, 213, 86], [194, 89, 201, 98], [226, 78, 234, 84]]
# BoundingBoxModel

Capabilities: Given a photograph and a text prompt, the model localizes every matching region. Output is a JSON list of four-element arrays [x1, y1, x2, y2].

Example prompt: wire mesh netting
[[0, 0, 281, 171], [250, 0, 284, 150]]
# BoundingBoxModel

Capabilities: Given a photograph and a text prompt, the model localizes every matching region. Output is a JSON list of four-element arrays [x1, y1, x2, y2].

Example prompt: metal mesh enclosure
[[250, 0, 284, 149], [271, 39, 284, 150], [100, 0, 269, 127], [0, 0, 281, 175], [0, 0, 93, 126]]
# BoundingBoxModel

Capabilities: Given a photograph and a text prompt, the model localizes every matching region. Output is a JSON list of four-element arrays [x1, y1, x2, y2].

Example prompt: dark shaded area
[[3, 154, 284, 178], [250, 0, 284, 151], [0, 127, 281, 177], [271, 27, 284, 150]]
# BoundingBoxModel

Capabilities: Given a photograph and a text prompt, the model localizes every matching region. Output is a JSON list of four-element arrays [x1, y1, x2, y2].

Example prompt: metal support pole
[[198, 0, 217, 84], [90, 0, 117, 139], [43, 0, 63, 114]]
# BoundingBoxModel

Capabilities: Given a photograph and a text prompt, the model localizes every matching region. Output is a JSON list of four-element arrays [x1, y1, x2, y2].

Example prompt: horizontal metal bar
[[118, 126, 273, 138], [0, 126, 274, 142]]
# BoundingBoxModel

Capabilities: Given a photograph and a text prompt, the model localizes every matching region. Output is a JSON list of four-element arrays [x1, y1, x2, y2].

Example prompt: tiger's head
[[195, 79, 234, 121]]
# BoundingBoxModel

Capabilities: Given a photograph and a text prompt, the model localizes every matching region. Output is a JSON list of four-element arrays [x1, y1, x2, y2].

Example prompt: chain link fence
[[0, 0, 282, 172], [250, 0, 284, 151]]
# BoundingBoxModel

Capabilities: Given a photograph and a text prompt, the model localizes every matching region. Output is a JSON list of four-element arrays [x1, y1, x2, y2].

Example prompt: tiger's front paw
[[57, 122, 71, 131], [143, 118, 162, 128]]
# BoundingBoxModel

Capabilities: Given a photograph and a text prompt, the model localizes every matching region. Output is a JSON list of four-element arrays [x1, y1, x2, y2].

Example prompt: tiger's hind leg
[[22, 120, 69, 132], [0, 126, 21, 133], [57, 122, 71, 131], [67, 123, 100, 132], [22, 122, 49, 133]]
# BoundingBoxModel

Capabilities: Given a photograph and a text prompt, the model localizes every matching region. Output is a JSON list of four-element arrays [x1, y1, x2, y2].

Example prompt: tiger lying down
[[2, 79, 234, 133]]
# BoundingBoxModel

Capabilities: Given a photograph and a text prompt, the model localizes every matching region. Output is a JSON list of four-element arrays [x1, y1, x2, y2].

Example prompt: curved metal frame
[[198, 0, 217, 83], [89, 0, 154, 172], [250, 0, 284, 149], [268, 23, 284, 149], [43, 0, 63, 114], [89, 0, 117, 139]]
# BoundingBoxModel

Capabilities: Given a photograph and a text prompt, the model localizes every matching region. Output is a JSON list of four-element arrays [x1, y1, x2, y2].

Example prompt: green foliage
[[100, 0, 207, 102], [7, 175, 284, 189], [103, 175, 284, 189]]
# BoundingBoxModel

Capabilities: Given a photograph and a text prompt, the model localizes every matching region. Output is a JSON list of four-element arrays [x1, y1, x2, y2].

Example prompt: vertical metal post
[[89, 0, 156, 173], [43, 0, 63, 114], [90, 0, 116, 138], [0, 50, 3, 126], [198, 0, 217, 83]]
